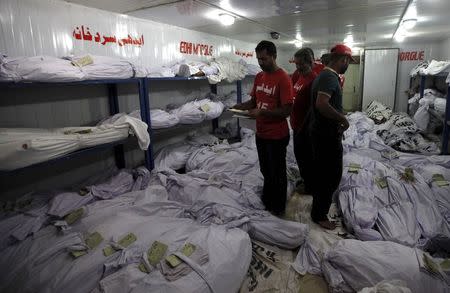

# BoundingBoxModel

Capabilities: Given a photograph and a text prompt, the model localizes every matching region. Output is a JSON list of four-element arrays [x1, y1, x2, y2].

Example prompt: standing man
[[291, 48, 324, 85], [308, 44, 352, 229], [233, 40, 293, 216], [321, 52, 345, 88], [290, 48, 318, 194]]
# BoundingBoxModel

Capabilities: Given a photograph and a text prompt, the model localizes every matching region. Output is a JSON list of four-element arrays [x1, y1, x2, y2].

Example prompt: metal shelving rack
[[0, 78, 153, 175], [417, 72, 450, 154], [0, 74, 255, 176]]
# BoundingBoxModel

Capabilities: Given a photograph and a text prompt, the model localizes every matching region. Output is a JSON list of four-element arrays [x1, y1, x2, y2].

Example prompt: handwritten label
[[399, 51, 424, 61], [179, 41, 213, 56], [72, 25, 144, 47]]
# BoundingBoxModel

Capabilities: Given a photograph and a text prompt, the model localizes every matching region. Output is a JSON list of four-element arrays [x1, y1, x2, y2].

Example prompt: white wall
[[440, 37, 450, 60]]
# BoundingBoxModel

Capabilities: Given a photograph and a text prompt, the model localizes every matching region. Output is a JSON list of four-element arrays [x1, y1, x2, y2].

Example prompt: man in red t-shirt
[[233, 40, 293, 216], [291, 48, 324, 85], [290, 48, 318, 194]]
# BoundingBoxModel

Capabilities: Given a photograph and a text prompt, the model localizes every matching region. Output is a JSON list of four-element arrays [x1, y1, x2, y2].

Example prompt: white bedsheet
[[0, 113, 149, 170], [0, 55, 85, 82], [322, 239, 449, 293]]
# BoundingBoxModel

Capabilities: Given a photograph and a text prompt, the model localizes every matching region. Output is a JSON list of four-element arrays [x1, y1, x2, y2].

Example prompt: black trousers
[[255, 135, 290, 214], [293, 129, 314, 193], [310, 131, 343, 222]]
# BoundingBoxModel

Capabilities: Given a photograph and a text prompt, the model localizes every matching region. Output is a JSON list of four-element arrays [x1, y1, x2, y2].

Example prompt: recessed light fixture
[[219, 13, 235, 26], [344, 34, 354, 44], [294, 40, 303, 48], [346, 24, 354, 27], [394, 34, 406, 42], [393, 1, 418, 42], [402, 18, 417, 29]]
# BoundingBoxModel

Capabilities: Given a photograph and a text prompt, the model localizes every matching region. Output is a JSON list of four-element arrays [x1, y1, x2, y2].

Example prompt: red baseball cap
[[331, 44, 355, 61]]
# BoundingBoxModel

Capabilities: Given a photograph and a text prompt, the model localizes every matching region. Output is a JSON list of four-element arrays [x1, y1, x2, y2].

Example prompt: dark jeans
[[293, 129, 314, 193], [256, 135, 290, 214], [310, 131, 343, 222]]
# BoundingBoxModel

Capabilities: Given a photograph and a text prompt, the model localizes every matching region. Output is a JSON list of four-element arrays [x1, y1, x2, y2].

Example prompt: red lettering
[[186, 42, 193, 54], [418, 51, 424, 61], [180, 41, 186, 53], [193, 44, 200, 54], [405, 52, 411, 60], [411, 51, 417, 60]]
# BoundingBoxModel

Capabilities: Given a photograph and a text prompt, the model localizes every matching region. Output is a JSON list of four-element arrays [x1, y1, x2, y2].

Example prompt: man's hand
[[338, 117, 349, 134], [247, 108, 262, 118], [232, 103, 244, 110]]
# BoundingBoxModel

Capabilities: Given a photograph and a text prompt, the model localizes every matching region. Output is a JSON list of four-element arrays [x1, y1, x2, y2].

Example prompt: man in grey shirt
[[307, 44, 353, 229]]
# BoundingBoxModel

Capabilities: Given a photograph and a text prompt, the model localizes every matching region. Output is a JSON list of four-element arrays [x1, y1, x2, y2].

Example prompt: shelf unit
[[417, 72, 450, 154], [0, 78, 153, 175], [0, 74, 254, 176]]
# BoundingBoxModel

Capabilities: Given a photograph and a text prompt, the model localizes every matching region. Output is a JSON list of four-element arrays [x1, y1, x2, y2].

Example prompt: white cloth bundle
[[239, 59, 261, 76], [193, 99, 224, 120], [0, 114, 149, 170], [207, 57, 247, 84], [130, 109, 179, 129], [413, 104, 430, 131], [170, 101, 206, 124], [64, 55, 138, 79], [0, 55, 85, 82], [434, 98, 447, 115], [322, 240, 449, 293], [365, 101, 392, 124], [420, 59, 450, 75]]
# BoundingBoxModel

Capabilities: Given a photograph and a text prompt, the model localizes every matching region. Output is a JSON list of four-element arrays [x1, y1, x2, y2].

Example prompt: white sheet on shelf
[[64, 55, 139, 79], [0, 113, 149, 170], [207, 57, 247, 84], [420, 60, 450, 76], [0, 55, 85, 82]]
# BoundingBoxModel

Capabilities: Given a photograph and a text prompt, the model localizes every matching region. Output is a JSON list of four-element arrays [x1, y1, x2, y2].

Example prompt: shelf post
[[107, 83, 125, 169], [442, 85, 450, 155], [139, 78, 154, 170], [210, 83, 219, 130]]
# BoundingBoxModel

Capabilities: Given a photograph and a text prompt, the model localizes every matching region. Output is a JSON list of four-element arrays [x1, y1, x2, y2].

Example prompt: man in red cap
[[306, 44, 353, 230]]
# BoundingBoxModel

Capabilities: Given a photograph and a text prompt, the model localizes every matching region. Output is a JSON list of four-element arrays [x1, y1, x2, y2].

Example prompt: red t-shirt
[[290, 71, 318, 131], [251, 68, 293, 139], [313, 62, 325, 75], [291, 70, 300, 85]]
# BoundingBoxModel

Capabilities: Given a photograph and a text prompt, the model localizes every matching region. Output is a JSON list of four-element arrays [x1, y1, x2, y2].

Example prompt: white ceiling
[[65, 0, 450, 52]]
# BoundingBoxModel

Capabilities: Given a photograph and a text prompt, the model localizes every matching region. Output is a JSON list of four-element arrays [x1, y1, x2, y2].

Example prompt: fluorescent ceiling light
[[296, 33, 302, 41], [294, 40, 303, 48], [344, 34, 354, 44], [395, 35, 405, 42], [392, 0, 418, 41], [394, 33, 406, 42], [402, 18, 417, 29], [219, 13, 235, 26]]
